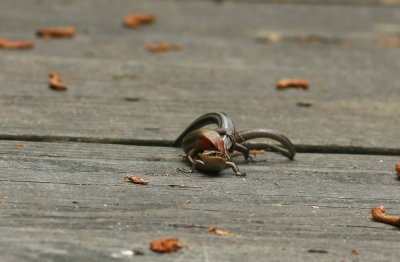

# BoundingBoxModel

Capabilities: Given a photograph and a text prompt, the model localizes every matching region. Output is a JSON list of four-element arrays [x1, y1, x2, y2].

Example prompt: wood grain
[[1, 140, 399, 261], [207, 0, 400, 6], [0, 0, 399, 149], [1, 52, 399, 149], [1, 1, 399, 261]]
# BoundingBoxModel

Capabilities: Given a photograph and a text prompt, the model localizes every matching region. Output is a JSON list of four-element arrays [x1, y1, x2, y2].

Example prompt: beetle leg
[[232, 143, 256, 162], [186, 148, 199, 165], [226, 161, 246, 176]]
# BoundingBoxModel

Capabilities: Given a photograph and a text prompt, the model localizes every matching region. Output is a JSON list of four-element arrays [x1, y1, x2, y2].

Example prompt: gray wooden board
[[1, 1, 400, 261], [1, 0, 400, 149], [1, 140, 400, 261], [1, 52, 400, 149], [194, 0, 400, 6], [1, 0, 400, 42]]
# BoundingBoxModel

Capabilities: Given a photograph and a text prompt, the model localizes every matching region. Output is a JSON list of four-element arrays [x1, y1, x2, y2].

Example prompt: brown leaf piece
[[395, 162, 400, 177], [371, 206, 400, 226], [276, 79, 309, 90], [48, 72, 67, 91], [36, 27, 76, 38], [0, 37, 34, 49], [207, 226, 236, 237], [124, 14, 156, 28], [124, 175, 149, 185], [15, 144, 26, 148], [150, 238, 182, 253], [145, 42, 182, 53]]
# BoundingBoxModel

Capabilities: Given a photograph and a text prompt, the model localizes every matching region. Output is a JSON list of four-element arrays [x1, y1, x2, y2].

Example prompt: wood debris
[[48, 72, 67, 91], [276, 79, 309, 90], [124, 174, 149, 185], [371, 206, 400, 226], [249, 149, 267, 155], [145, 41, 182, 53], [207, 226, 236, 237], [396, 162, 400, 177], [167, 184, 186, 188], [0, 37, 33, 49], [351, 249, 360, 255], [36, 27, 76, 38], [260, 32, 283, 43], [124, 14, 155, 28], [308, 249, 328, 254], [132, 250, 145, 256], [296, 101, 312, 107], [380, 35, 400, 48], [149, 238, 182, 253], [15, 143, 26, 148]]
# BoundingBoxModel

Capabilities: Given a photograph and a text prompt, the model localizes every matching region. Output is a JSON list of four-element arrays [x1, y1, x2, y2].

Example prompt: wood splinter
[[150, 238, 182, 253], [0, 37, 34, 49], [124, 14, 155, 28], [145, 41, 182, 53], [207, 226, 236, 237], [124, 174, 149, 185], [48, 72, 67, 91], [276, 79, 309, 90], [36, 27, 76, 38], [371, 206, 400, 227]]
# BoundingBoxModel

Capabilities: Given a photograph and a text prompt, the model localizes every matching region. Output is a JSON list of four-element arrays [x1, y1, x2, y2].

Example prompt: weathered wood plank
[[0, 0, 399, 149], [1, 0, 400, 40], [0, 53, 399, 149], [200, 0, 400, 6], [1, 141, 399, 261]]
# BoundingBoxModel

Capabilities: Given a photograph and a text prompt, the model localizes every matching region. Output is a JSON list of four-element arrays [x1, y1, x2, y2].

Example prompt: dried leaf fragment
[[351, 249, 360, 255], [150, 238, 182, 253], [0, 37, 34, 49], [36, 27, 76, 38], [15, 143, 26, 148], [48, 72, 67, 91], [396, 162, 400, 177], [276, 79, 309, 90], [371, 206, 400, 226], [145, 41, 182, 53], [124, 175, 149, 185], [207, 226, 236, 237], [124, 14, 156, 28]]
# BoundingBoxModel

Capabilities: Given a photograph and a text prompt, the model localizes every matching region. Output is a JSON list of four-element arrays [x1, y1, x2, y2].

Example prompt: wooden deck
[[1, 0, 400, 261]]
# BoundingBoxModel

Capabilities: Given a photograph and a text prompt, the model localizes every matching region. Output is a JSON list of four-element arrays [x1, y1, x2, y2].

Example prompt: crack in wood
[[0, 134, 399, 156]]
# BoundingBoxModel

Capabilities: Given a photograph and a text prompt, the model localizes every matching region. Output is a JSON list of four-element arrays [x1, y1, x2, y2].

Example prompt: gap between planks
[[0, 134, 400, 156]]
